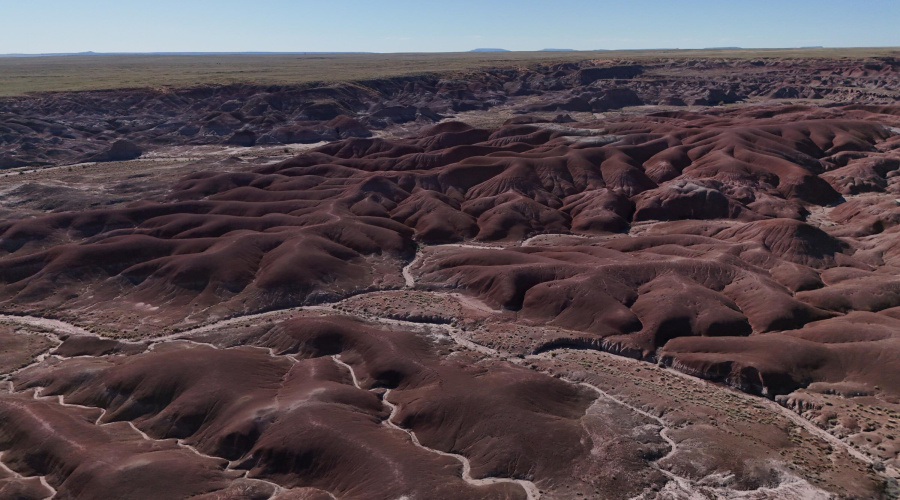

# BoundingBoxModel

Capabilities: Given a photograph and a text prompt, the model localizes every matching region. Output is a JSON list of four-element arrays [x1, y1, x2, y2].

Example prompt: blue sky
[[1, 0, 898, 54]]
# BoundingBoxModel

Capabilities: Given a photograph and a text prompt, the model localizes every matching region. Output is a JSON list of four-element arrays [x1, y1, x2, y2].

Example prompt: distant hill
[[470, 48, 510, 52]]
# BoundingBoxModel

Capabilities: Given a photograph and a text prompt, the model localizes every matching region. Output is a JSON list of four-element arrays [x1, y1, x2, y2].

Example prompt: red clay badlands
[[1, 56, 900, 499]]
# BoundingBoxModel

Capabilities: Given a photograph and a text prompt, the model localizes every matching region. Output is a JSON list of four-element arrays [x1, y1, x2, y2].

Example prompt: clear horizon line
[[4, 45, 900, 58]]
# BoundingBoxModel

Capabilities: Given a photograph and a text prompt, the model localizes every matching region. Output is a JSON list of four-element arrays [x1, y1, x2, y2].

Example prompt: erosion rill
[[1, 52, 900, 499]]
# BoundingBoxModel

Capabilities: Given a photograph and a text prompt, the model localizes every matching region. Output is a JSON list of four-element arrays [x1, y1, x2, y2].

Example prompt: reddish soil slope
[[2, 57, 900, 499]]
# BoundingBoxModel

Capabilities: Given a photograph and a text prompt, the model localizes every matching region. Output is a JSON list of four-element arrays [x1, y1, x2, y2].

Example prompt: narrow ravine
[[23, 387, 288, 500], [38, 476, 57, 500], [0, 450, 57, 500], [2, 281, 892, 490], [0, 452, 24, 481], [0, 237, 895, 497], [331, 355, 541, 500]]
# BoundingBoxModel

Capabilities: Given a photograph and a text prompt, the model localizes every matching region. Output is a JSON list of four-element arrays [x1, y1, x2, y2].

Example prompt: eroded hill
[[1, 55, 900, 499]]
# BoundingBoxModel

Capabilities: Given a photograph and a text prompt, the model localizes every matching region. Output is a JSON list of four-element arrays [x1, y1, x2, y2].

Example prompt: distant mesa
[[470, 48, 510, 52]]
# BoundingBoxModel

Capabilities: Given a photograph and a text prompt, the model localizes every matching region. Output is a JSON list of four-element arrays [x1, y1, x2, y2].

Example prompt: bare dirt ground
[[2, 53, 900, 499], [0, 142, 328, 218], [0, 253, 892, 498]]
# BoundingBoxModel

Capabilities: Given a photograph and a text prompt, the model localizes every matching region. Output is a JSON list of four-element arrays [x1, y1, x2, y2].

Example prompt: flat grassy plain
[[1, 47, 898, 97]]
